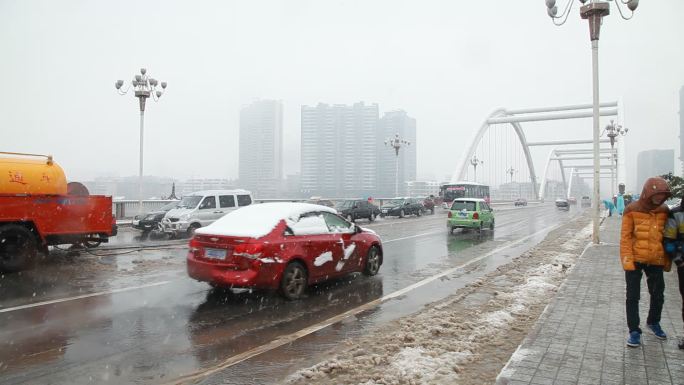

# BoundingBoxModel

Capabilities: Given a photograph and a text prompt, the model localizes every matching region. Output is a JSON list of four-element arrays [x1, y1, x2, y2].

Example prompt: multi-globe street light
[[470, 155, 484, 182], [385, 133, 410, 197], [115, 68, 167, 214], [545, 0, 638, 244], [602, 119, 629, 197]]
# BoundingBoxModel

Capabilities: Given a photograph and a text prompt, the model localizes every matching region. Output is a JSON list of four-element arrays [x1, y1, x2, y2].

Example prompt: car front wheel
[[281, 262, 308, 300], [399, 210, 405, 218], [369, 212, 376, 222]]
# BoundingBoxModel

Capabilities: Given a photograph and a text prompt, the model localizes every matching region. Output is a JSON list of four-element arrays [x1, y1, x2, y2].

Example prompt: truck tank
[[0, 153, 68, 195]]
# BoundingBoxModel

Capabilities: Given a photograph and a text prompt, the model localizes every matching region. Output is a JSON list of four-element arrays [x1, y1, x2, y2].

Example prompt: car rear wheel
[[363, 246, 381, 276], [369, 212, 376, 222], [281, 262, 308, 300], [478, 222, 484, 233], [0, 225, 38, 272], [416, 209, 422, 217], [399, 209, 405, 218], [489, 220, 495, 230]]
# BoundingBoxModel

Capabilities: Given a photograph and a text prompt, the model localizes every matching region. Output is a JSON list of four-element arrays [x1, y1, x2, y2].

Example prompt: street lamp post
[[115, 68, 167, 214], [385, 134, 410, 197], [506, 167, 518, 200], [546, 0, 639, 244], [602, 119, 628, 197], [470, 155, 484, 182]]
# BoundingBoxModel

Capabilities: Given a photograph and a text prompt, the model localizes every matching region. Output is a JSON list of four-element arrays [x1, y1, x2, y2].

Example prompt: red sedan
[[187, 203, 383, 300]]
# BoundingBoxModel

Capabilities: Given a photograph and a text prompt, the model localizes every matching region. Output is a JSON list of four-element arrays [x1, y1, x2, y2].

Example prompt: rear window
[[237, 195, 252, 207], [451, 201, 476, 211], [219, 195, 236, 208]]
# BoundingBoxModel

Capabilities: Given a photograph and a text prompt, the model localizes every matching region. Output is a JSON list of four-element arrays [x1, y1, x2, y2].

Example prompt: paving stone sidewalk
[[497, 215, 684, 385]]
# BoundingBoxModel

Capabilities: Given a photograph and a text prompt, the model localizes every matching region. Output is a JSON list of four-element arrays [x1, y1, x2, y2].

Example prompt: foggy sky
[[1, 0, 683, 191]]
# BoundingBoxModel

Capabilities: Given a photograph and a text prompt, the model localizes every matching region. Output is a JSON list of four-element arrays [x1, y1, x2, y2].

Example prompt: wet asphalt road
[[0, 203, 585, 385]]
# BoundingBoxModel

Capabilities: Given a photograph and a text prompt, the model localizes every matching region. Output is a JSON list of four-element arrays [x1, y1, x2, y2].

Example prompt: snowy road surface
[[0, 203, 585, 384]]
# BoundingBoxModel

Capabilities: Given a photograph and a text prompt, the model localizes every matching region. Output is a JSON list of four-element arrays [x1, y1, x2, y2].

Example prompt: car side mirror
[[354, 224, 362, 234]]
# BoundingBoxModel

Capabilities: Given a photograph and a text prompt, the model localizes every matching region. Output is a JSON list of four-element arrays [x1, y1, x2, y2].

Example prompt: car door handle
[[213, 210, 224, 214]]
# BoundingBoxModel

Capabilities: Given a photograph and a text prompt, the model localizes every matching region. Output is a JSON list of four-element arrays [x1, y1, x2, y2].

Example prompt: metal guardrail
[[113, 198, 543, 219]]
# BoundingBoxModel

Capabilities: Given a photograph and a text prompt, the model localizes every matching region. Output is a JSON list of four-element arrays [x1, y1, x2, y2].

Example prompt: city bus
[[439, 182, 491, 207]]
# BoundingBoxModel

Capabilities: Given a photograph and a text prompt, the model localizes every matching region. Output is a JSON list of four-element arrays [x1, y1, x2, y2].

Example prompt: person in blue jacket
[[603, 199, 616, 216], [617, 194, 626, 216]]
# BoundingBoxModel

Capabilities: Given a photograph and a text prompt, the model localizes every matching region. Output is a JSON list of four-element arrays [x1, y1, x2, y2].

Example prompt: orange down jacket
[[620, 177, 672, 271]]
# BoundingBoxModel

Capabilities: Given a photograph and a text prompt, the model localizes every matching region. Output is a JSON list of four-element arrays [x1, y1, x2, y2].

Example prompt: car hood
[[165, 208, 195, 218]]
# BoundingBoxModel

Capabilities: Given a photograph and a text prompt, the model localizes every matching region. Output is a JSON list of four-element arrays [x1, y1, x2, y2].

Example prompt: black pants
[[678, 265, 684, 326], [625, 263, 665, 333]]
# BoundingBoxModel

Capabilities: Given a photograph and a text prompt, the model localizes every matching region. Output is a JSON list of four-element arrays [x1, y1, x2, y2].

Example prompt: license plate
[[382, 210, 388, 213], [458, 212, 468, 217], [205, 248, 227, 260], [133, 220, 140, 226]]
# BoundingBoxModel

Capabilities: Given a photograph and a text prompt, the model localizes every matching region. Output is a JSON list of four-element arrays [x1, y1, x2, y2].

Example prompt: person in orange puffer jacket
[[620, 176, 672, 348]]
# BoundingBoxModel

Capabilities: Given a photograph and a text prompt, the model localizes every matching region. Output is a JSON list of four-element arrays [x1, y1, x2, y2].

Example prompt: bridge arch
[[450, 109, 539, 199]]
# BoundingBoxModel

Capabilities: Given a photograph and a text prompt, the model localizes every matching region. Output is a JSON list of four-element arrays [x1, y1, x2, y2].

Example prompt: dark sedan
[[133, 201, 180, 233], [336, 199, 381, 222], [380, 198, 424, 218]]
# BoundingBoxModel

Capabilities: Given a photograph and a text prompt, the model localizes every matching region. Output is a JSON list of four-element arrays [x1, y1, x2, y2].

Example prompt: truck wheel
[[0, 225, 38, 272]]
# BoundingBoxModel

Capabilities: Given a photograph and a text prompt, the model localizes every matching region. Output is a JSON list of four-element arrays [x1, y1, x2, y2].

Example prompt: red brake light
[[233, 243, 264, 259], [473, 212, 479, 220], [448, 211, 452, 218]]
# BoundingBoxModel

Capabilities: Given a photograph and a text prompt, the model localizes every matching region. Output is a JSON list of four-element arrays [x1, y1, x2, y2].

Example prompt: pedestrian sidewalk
[[497, 215, 684, 385]]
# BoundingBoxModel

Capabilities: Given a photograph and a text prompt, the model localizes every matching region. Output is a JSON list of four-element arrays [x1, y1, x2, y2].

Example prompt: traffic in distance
[[0, 152, 534, 298]]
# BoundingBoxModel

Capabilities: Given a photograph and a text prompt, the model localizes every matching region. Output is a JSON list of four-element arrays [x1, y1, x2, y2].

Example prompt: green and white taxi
[[447, 198, 495, 234]]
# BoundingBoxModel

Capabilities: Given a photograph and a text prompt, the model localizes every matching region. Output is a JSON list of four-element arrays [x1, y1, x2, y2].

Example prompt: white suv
[[162, 189, 253, 237]]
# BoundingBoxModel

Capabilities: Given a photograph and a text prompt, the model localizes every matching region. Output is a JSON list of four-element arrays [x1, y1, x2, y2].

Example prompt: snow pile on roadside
[[287, 218, 592, 385]]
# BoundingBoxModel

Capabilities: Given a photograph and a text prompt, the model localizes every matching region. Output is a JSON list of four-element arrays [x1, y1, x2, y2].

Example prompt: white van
[[162, 189, 253, 237]]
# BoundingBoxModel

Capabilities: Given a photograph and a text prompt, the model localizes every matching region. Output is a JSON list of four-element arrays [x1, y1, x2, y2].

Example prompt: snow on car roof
[[195, 202, 337, 238], [453, 198, 485, 202]]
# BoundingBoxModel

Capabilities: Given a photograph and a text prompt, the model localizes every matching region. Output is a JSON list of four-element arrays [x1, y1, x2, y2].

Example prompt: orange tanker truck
[[0, 152, 117, 272]]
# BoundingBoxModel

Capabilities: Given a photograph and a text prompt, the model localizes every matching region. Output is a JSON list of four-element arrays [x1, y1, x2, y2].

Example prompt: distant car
[[335, 199, 380, 222], [580, 196, 591, 208], [133, 201, 180, 233], [568, 197, 577, 205], [556, 198, 570, 210], [186, 203, 383, 300], [380, 198, 424, 218], [422, 197, 436, 214], [162, 189, 253, 237], [447, 198, 495, 233], [514, 198, 527, 207]]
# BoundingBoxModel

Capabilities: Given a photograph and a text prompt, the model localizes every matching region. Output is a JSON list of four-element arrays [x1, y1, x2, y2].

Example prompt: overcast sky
[[1, 0, 682, 191]]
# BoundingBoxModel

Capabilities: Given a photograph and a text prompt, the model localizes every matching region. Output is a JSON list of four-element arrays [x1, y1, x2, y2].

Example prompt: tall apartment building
[[636, 149, 674, 189], [239, 100, 283, 198], [301, 102, 379, 197], [377, 110, 417, 197]]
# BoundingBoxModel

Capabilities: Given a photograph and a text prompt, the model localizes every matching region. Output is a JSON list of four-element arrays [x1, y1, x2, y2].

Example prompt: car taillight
[[233, 243, 264, 259], [473, 212, 479, 220], [188, 237, 201, 258], [448, 211, 452, 218]]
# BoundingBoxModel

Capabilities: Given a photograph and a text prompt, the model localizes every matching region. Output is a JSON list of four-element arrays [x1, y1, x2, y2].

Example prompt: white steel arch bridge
[[450, 101, 625, 201]]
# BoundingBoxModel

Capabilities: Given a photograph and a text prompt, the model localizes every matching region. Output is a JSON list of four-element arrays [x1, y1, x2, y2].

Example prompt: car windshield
[[336, 200, 355, 209], [178, 196, 202, 209], [388, 199, 404, 205], [451, 201, 476, 211]]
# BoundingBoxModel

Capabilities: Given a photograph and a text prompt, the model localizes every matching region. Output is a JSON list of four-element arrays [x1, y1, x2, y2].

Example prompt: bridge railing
[[113, 198, 542, 219]]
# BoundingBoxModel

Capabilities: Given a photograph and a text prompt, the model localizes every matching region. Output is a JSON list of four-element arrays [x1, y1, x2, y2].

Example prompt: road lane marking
[[4, 213, 542, 315], [0, 281, 171, 314], [168, 222, 565, 384]]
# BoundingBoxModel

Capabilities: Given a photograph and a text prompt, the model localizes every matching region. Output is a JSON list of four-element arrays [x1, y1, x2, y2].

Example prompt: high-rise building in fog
[[637, 149, 674, 189], [239, 100, 283, 198], [377, 110, 417, 197], [301, 102, 379, 197]]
